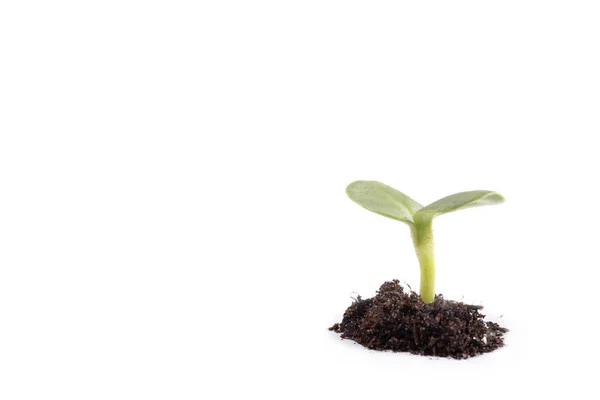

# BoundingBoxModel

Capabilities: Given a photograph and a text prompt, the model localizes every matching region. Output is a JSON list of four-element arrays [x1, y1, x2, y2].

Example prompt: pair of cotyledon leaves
[[346, 181, 504, 226]]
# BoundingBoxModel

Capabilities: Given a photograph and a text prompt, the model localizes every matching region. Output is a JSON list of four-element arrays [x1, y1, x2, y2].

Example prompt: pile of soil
[[329, 280, 507, 359]]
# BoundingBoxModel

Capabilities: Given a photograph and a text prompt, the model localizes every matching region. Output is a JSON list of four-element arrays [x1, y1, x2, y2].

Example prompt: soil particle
[[329, 280, 507, 359]]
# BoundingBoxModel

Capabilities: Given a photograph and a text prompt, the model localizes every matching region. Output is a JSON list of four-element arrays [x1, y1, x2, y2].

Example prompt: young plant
[[346, 181, 504, 304]]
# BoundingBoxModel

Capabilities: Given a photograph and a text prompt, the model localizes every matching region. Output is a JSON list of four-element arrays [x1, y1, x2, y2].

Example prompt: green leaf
[[415, 190, 504, 220], [346, 181, 423, 225]]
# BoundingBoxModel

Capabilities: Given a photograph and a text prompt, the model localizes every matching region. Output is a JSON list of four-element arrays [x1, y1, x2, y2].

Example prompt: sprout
[[346, 181, 504, 303]]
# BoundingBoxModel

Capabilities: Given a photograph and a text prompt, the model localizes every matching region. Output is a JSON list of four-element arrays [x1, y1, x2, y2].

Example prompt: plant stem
[[410, 218, 435, 303]]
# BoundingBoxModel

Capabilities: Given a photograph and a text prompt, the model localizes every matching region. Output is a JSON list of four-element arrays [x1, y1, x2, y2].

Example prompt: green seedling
[[346, 181, 504, 304]]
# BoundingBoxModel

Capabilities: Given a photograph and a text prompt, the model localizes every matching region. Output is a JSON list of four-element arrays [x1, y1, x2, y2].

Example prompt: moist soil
[[329, 280, 507, 359]]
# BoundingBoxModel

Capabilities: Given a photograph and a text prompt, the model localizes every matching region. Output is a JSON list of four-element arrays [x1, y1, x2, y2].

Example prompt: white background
[[1, 1, 599, 399]]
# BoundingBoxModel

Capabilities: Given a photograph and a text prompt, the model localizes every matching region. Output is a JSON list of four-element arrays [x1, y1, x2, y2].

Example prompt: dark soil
[[329, 280, 507, 359]]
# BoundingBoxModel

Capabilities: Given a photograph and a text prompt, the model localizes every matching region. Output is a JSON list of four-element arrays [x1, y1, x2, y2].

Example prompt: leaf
[[415, 190, 504, 220], [346, 181, 423, 225]]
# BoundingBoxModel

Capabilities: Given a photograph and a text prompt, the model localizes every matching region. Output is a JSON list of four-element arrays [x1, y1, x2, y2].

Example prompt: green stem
[[410, 218, 435, 303]]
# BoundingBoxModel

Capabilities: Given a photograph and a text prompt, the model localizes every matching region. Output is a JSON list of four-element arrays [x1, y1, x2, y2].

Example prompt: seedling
[[346, 181, 504, 304]]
